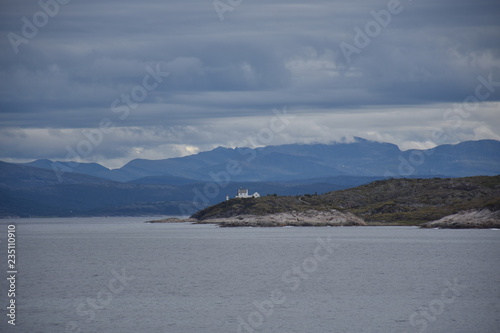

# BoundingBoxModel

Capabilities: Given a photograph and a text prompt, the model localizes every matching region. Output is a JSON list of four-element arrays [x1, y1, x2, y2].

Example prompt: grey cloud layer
[[1, 0, 499, 165]]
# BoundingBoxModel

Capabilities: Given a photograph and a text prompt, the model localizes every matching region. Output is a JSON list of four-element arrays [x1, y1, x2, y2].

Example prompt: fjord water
[[1, 218, 499, 333]]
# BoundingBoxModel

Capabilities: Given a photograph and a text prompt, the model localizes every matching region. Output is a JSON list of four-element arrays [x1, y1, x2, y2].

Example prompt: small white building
[[236, 188, 260, 199]]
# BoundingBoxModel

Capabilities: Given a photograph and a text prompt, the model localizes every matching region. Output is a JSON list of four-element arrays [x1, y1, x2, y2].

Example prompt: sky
[[1, 0, 499, 168]]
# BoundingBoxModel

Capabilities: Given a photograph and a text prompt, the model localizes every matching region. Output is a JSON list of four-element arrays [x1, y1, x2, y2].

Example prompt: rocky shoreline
[[146, 208, 500, 228], [146, 217, 198, 223], [420, 209, 500, 229], [197, 209, 367, 227], [187, 176, 500, 227]]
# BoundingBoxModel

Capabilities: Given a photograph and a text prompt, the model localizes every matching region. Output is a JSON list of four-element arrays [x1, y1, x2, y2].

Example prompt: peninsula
[[187, 176, 500, 228]]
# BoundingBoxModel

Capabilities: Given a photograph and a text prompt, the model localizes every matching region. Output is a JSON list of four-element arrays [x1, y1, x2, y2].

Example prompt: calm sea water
[[0, 217, 499, 333]]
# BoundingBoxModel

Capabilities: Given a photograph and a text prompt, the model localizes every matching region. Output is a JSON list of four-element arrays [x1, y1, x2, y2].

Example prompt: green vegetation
[[192, 176, 500, 225]]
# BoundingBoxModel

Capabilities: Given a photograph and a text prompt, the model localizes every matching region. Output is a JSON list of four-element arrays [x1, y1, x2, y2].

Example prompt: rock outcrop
[[199, 209, 367, 227], [146, 217, 198, 223], [192, 176, 500, 226], [420, 209, 500, 229]]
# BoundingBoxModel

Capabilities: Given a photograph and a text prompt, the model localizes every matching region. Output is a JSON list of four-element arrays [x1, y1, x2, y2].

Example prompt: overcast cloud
[[1, 0, 499, 168]]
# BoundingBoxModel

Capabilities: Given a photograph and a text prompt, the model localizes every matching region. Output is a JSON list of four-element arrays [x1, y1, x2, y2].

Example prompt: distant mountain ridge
[[16, 138, 500, 182], [0, 161, 378, 217], [1, 138, 499, 218], [20, 159, 112, 180]]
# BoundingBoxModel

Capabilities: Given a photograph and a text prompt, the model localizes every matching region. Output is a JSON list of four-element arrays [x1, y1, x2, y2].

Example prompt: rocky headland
[[420, 209, 500, 229], [191, 176, 500, 227], [198, 209, 367, 227]]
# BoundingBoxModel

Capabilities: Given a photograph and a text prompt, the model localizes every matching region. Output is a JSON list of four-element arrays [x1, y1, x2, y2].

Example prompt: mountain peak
[[212, 146, 232, 151]]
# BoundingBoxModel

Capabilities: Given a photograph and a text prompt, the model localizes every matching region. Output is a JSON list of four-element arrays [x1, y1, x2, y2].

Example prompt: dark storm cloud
[[0, 0, 499, 165]]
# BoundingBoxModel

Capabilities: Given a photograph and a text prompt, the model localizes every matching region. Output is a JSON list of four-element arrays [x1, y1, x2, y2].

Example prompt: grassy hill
[[192, 176, 500, 225]]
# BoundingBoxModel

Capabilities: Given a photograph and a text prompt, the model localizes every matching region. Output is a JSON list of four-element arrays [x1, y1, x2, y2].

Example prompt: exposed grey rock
[[146, 217, 197, 223], [420, 209, 500, 229], [192, 176, 500, 226], [199, 209, 367, 227]]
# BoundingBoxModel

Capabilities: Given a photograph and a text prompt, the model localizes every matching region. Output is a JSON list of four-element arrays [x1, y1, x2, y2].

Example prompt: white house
[[236, 188, 260, 199]]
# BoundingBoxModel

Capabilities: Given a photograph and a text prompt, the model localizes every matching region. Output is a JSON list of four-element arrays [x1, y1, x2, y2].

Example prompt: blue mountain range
[[21, 138, 500, 182], [1, 138, 499, 217]]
